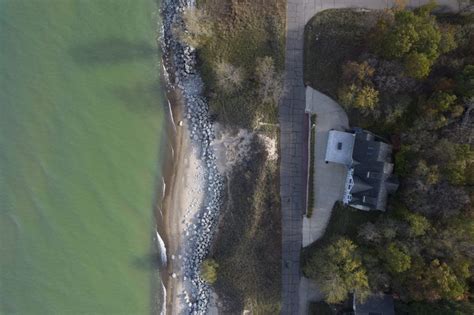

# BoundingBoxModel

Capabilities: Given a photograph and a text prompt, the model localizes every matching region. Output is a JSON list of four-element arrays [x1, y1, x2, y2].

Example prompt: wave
[[156, 229, 168, 266], [160, 280, 167, 315], [167, 99, 177, 133]]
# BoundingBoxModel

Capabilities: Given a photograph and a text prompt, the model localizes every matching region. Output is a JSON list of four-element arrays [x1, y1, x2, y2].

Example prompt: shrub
[[200, 258, 219, 284], [214, 61, 244, 93], [180, 8, 214, 48]]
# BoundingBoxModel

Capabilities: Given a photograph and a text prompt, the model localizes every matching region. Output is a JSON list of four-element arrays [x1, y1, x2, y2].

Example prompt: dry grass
[[194, 0, 285, 312], [210, 137, 281, 314], [304, 9, 380, 98], [197, 0, 286, 128]]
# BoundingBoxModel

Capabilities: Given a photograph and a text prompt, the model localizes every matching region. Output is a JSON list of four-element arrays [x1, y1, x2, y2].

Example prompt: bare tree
[[214, 61, 244, 93]]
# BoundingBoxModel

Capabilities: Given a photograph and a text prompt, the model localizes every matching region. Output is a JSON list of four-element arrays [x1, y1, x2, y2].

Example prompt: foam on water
[[156, 229, 168, 266]]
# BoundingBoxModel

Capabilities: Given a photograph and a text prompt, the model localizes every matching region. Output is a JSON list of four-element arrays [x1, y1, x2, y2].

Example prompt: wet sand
[[161, 100, 206, 314]]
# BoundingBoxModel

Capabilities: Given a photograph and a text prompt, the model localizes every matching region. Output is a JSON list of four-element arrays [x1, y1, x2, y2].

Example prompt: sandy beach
[[162, 103, 204, 313], [160, 1, 226, 312]]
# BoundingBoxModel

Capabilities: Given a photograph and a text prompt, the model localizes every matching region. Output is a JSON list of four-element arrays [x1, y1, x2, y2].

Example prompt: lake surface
[[0, 0, 165, 314]]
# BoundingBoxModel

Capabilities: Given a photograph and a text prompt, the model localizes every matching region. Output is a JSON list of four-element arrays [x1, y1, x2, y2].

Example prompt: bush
[[180, 8, 214, 48], [200, 258, 219, 284], [214, 61, 244, 93]]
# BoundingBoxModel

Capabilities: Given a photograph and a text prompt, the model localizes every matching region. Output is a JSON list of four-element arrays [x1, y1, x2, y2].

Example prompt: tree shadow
[[130, 253, 162, 271], [70, 38, 156, 65], [112, 82, 163, 113]]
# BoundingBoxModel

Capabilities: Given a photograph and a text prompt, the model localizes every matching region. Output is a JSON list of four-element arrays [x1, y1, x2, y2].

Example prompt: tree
[[457, 64, 474, 98], [384, 243, 412, 273], [214, 61, 244, 93], [423, 259, 467, 301], [395, 145, 416, 175], [404, 52, 432, 79], [341, 61, 375, 84], [374, 4, 444, 77], [358, 222, 382, 244], [428, 91, 457, 112], [200, 258, 219, 284], [415, 160, 440, 185], [354, 86, 379, 111], [339, 84, 379, 114], [378, 11, 420, 58], [405, 212, 431, 236], [439, 24, 458, 54], [444, 144, 473, 185], [303, 238, 370, 304], [180, 8, 214, 48], [255, 56, 284, 104]]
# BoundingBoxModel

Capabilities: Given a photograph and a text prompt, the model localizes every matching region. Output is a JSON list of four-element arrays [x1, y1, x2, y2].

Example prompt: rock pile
[[161, 0, 223, 314]]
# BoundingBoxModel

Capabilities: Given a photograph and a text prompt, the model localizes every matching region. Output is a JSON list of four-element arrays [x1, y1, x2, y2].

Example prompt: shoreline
[[158, 0, 225, 313]]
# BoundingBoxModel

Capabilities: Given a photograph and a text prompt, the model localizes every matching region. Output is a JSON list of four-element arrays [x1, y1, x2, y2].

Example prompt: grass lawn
[[301, 202, 381, 264], [304, 9, 379, 99]]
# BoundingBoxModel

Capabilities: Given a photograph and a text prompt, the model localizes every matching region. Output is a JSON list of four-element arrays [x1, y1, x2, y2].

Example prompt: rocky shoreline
[[161, 0, 224, 313]]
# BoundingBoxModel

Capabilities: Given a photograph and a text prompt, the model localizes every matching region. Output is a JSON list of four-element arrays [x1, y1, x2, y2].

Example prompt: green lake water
[[0, 0, 165, 314]]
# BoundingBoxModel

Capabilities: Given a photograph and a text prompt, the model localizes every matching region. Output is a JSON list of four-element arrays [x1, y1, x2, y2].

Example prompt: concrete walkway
[[281, 1, 462, 315]]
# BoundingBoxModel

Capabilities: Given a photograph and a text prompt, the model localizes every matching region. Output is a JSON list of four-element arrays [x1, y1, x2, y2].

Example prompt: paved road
[[280, 1, 462, 314]]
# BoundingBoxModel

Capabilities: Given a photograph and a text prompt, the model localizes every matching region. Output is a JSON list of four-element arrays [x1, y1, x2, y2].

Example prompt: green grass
[[307, 114, 317, 218], [304, 9, 378, 98], [301, 202, 381, 265]]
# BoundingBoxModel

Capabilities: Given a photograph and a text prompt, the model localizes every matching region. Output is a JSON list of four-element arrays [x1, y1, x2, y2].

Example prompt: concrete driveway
[[303, 88, 348, 247]]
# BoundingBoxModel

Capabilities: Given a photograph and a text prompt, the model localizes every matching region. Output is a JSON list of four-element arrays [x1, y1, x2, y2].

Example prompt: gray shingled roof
[[324, 129, 399, 211], [354, 294, 395, 315]]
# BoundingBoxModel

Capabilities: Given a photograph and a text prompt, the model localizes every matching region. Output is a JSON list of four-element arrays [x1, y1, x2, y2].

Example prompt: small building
[[325, 128, 398, 211]]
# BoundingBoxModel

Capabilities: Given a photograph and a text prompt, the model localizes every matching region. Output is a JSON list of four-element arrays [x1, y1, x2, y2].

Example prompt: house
[[352, 293, 395, 315], [325, 128, 398, 211]]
